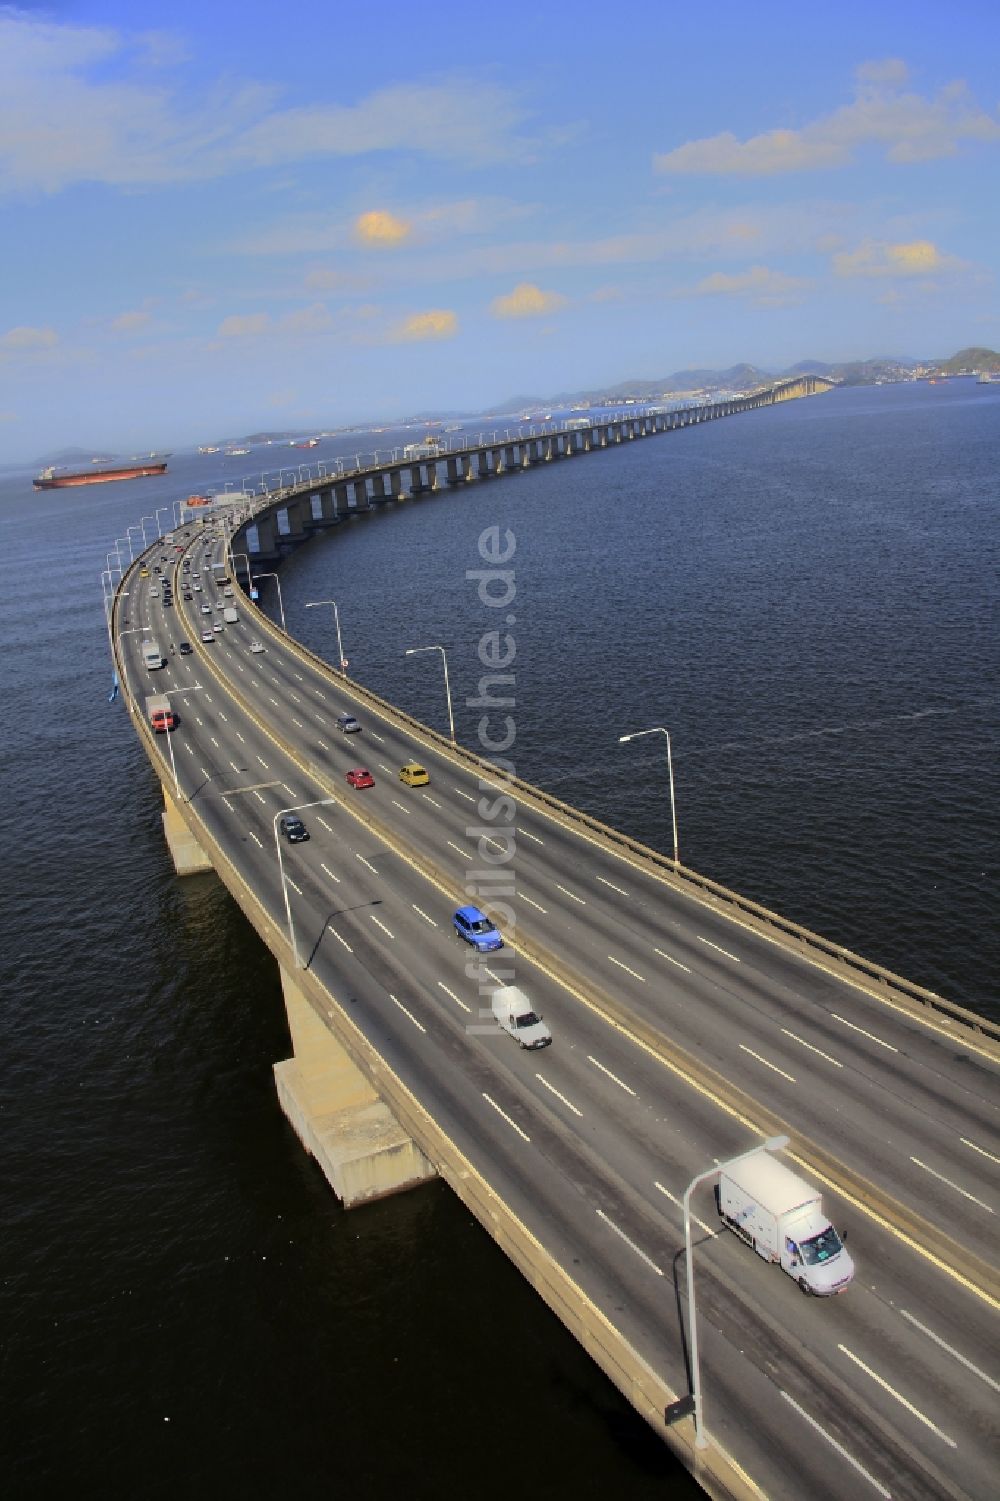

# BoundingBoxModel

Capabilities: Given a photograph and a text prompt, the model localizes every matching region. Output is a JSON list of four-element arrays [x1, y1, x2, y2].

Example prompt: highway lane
[[119, 536, 1000, 1497], [161, 548, 1000, 1269]]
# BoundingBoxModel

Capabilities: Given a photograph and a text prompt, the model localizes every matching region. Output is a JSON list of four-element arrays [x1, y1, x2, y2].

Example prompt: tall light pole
[[229, 550, 255, 591], [155, 506, 171, 536], [305, 599, 347, 673], [404, 644, 455, 744], [619, 725, 679, 870], [683, 1135, 789, 1449], [117, 534, 134, 563], [107, 551, 124, 579], [172, 498, 182, 528], [127, 524, 144, 559], [140, 515, 156, 547], [153, 684, 204, 799], [255, 572, 285, 631], [273, 798, 337, 968]]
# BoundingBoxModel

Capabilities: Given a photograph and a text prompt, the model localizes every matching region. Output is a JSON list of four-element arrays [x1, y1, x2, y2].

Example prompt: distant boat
[[443, 423, 463, 433], [290, 438, 320, 448], [198, 445, 221, 454], [225, 447, 250, 456], [33, 459, 168, 490], [977, 372, 1000, 384]]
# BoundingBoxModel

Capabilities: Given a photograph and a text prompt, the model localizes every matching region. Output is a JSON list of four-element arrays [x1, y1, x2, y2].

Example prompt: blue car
[[453, 905, 503, 952]]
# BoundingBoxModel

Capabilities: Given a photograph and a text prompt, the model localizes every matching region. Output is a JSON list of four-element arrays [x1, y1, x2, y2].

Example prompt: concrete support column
[[314, 489, 337, 525], [503, 445, 516, 472], [273, 968, 437, 1207], [370, 472, 388, 504], [283, 498, 308, 537], [161, 785, 213, 876], [254, 513, 280, 558], [388, 469, 404, 499], [409, 462, 429, 493], [349, 478, 369, 510]]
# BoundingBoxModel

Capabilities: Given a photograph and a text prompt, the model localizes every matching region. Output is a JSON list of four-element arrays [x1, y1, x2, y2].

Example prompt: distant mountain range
[[494, 346, 1000, 410]]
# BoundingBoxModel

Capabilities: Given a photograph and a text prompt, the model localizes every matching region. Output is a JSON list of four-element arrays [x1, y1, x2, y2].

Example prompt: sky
[[1, 0, 998, 460]]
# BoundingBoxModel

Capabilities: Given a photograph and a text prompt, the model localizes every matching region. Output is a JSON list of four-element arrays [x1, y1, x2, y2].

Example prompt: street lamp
[[108, 550, 124, 578], [273, 798, 337, 968], [153, 684, 204, 799], [140, 515, 156, 547], [305, 599, 347, 673], [683, 1135, 790, 1449], [155, 506, 172, 536], [404, 644, 455, 744], [229, 550, 255, 590], [127, 524, 144, 559], [255, 572, 285, 631], [619, 725, 679, 870], [117, 534, 134, 563]]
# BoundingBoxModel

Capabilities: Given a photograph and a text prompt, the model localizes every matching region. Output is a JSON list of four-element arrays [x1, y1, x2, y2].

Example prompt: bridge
[[109, 389, 999, 1501]]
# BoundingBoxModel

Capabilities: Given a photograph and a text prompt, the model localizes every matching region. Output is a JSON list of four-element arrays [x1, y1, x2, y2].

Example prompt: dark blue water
[[2, 382, 997, 1498]]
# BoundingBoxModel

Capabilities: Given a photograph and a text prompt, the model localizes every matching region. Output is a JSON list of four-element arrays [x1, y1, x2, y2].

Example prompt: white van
[[490, 986, 551, 1049], [223, 607, 239, 624], [141, 639, 163, 670]]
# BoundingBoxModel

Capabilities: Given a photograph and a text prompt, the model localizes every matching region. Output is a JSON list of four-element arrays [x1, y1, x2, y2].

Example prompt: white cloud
[[687, 266, 811, 306], [490, 282, 568, 318], [832, 239, 966, 278], [653, 61, 1000, 176], [0, 14, 544, 195], [1, 324, 58, 349]]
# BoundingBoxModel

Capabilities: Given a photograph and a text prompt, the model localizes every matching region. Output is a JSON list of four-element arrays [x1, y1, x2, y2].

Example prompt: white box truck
[[718, 1154, 854, 1296], [223, 606, 239, 624], [141, 639, 163, 670], [490, 986, 551, 1049]]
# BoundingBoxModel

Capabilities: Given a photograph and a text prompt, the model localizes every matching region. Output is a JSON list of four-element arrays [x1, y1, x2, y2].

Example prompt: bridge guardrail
[[225, 518, 1000, 1054]]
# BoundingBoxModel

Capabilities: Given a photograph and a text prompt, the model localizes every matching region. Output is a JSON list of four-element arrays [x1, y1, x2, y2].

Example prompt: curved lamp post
[[404, 644, 455, 744], [619, 725, 679, 870], [305, 599, 347, 673], [273, 798, 337, 967], [683, 1135, 790, 1449]]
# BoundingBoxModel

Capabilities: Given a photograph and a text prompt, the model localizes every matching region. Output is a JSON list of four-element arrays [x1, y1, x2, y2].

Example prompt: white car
[[193, 583, 202, 592], [213, 622, 223, 632], [250, 640, 266, 654], [200, 629, 215, 643], [201, 604, 212, 614]]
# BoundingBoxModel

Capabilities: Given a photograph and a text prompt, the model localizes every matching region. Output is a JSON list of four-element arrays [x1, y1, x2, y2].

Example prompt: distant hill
[[935, 346, 1000, 373]]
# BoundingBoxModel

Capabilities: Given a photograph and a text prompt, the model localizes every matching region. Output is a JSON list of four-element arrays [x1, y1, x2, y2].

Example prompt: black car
[[279, 815, 309, 843], [178, 641, 192, 656], [336, 714, 361, 734]]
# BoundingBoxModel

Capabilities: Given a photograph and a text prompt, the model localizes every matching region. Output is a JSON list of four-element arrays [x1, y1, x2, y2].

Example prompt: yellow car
[[399, 763, 430, 787], [140, 567, 149, 577]]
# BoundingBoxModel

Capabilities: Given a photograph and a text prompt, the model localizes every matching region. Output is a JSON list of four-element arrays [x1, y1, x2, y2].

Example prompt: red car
[[346, 768, 375, 789]]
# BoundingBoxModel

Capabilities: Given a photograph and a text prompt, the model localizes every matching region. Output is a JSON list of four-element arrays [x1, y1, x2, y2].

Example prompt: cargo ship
[[33, 458, 168, 490]]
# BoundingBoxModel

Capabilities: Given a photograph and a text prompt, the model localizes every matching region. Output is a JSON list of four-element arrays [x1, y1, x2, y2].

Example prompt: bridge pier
[[161, 785, 212, 875], [273, 967, 437, 1207]]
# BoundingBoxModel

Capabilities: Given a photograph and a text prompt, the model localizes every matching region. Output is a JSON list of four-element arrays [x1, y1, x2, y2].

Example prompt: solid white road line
[[739, 1044, 796, 1083], [697, 936, 740, 961], [534, 1073, 583, 1117], [910, 1157, 993, 1212], [482, 1093, 530, 1141], [587, 1055, 637, 1097], [608, 955, 646, 982], [411, 905, 437, 927], [389, 994, 426, 1033], [779, 1391, 890, 1498], [653, 1181, 716, 1237], [555, 883, 586, 905], [837, 1345, 957, 1448], [595, 1210, 663, 1275], [831, 1013, 898, 1052], [781, 1029, 844, 1068], [370, 916, 394, 939], [899, 1309, 1000, 1392], [437, 982, 471, 1014], [654, 947, 691, 973], [596, 875, 629, 897]]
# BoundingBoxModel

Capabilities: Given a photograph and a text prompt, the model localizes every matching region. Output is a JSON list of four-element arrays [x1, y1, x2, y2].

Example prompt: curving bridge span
[[110, 387, 999, 1501]]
